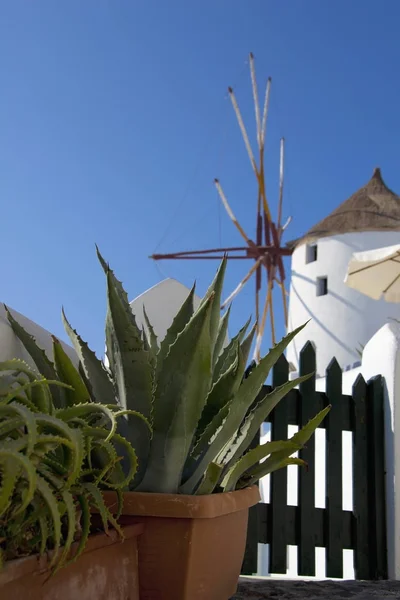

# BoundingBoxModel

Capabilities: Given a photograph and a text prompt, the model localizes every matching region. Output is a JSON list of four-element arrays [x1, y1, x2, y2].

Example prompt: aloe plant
[[0, 360, 138, 572], [7, 252, 330, 496]]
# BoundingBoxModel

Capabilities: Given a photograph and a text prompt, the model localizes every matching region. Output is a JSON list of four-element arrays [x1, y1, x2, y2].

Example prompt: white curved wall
[[287, 231, 400, 377], [0, 303, 77, 367]]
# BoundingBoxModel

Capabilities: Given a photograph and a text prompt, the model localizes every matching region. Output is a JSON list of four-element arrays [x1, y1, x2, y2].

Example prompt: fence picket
[[325, 358, 344, 578], [270, 354, 290, 573], [352, 375, 370, 579], [298, 342, 318, 576]]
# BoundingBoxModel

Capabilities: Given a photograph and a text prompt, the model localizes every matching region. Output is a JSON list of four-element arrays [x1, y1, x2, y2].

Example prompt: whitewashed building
[[287, 167, 400, 378]]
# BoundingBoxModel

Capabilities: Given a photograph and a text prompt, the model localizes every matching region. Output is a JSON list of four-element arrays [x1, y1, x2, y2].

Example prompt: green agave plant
[[0, 360, 138, 572], [6, 250, 330, 496]]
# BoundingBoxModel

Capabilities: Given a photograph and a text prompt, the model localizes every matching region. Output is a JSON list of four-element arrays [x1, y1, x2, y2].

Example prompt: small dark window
[[306, 244, 318, 264], [316, 276, 328, 296]]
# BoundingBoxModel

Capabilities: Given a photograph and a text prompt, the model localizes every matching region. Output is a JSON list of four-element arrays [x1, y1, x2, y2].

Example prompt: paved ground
[[232, 577, 400, 599]]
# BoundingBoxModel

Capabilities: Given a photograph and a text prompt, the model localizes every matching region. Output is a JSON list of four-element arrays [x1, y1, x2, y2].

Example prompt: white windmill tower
[[286, 167, 400, 378]]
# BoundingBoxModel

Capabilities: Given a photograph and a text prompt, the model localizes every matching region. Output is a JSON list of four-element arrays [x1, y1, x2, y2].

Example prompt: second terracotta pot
[[103, 486, 260, 600], [0, 522, 143, 600]]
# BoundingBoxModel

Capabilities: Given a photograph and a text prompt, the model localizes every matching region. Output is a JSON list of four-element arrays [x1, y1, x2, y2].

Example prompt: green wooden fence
[[242, 342, 387, 580]]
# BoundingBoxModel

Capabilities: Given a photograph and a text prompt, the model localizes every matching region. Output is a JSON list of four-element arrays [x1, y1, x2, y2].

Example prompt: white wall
[[129, 278, 201, 343], [361, 322, 400, 580], [0, 303, 77, 368], [287, 231, 400, 377]]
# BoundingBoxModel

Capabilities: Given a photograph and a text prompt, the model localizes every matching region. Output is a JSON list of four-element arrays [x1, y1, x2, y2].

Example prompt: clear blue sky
[[2, 1, 400, 357]]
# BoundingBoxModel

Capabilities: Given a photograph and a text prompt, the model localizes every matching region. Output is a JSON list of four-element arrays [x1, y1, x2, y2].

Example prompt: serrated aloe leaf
[[54, 490, 77, 572], [36, 474, 62, 568], [213, 305, 231, 367], [221, 439, 301, 492], [0, 448, 37, 516], [195, 462, 223, 495], [38, 514, 49, 556], [156, 283, 196, 371], [84, 482, 123, 538], [0, 361, 53, 413], [52, 337, 90, 405], [238, 457, 307, 488], [66, 494, 91, 566], [200, 258, 227, 352], [62, 309, 116, 406], [104, 265, 152, 484], [83, 427, 138, 489], [138, 294, 214, 493], [243, 405, 331, 486], [56, 403, 117, 442], [179, 324, 307, 494], [5, 306, 64, 407], [0, 378, 56, 414], [0, 401, 37, 455], [36, 414, 83, 487], [213, 317, 251, 383], [0, 457, 19, 515], [220, 374, 312, 470]]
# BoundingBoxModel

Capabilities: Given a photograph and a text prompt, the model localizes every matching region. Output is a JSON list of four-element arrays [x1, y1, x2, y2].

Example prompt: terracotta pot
[[0, 522, 143, 600], [103, 486, 260, 600]]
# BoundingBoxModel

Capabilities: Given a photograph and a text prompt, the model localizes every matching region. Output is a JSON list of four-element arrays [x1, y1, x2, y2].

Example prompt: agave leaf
[[239, 323, 257, 366], [52, 337, 90, 405], [213, 305, 231, 367], [221, 439, 301, 492], [195, 462, 224, 495], [62, 309, 116, 406], [213, 317, 251, 383], [238, 457, 307, 488], [138, 294, 214, 493], [179, 323, 307, 494], [200, 258, 227, 353], [220, 374, 312, 470], [242, 405, 331, 486], [5, 306, 64, 407], [156, 283, 196, 371], [194, 343, 241, 441], [142, 306, 159, 354], [103, 265, 153, 484]]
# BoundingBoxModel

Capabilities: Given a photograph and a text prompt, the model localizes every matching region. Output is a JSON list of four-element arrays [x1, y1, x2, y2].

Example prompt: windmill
[[151, 53, 293, 362]]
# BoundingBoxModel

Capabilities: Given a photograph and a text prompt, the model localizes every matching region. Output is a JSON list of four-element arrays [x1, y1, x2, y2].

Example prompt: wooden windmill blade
[[151, 53, 293, 362]]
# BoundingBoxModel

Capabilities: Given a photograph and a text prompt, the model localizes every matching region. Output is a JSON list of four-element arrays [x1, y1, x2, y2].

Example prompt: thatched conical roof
[[291, 168, 400, 247]]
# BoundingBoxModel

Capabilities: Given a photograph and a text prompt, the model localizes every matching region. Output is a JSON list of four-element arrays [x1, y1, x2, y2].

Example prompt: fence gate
[[242, 342, 387, 580]]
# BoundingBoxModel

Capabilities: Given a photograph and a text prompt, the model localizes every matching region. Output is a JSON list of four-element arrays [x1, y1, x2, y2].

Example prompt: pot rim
[[102, 485, 260, 519]]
